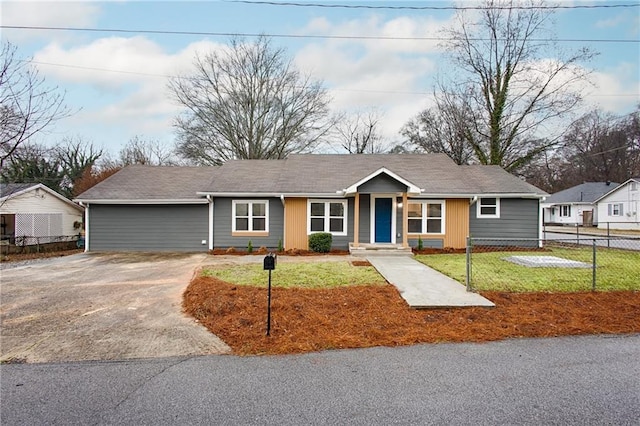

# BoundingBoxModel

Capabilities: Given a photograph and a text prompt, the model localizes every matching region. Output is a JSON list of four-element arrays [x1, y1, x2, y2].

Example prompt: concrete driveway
[[0, 253, 230, 363]]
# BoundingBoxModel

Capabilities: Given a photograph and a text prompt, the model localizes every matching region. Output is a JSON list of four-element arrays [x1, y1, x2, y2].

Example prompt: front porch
[[348, 242, 413, 257]]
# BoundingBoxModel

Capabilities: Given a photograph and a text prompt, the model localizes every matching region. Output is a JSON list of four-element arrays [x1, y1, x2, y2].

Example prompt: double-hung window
[[560, 205, 571, 217], [232, 200, 268, 233], [308, 200, 347, 235], [608, 203, 623, 217], [407, 201, 444, 234], [477, 197, 500, 218]]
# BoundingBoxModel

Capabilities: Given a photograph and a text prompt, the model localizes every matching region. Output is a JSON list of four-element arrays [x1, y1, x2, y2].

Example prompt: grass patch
[[201, 261, 387, 289], [416, 247, 640, 292]]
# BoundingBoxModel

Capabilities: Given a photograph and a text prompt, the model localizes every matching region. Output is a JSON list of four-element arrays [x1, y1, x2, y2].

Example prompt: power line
[[2, 25, 638, 43], [226, 1, 640, 11], [26, 60, 640, 99]]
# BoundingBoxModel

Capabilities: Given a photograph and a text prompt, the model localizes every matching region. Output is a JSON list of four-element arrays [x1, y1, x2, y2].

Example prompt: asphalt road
[[2, 334, 639, 425], [543, 232, 640, 251]]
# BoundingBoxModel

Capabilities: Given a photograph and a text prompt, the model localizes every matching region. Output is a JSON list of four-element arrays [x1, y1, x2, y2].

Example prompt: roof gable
[[0, 183, 83, 211], [344, 167, 421, 195], [546, 182, 620, 204], [594, 178, 640, 203]]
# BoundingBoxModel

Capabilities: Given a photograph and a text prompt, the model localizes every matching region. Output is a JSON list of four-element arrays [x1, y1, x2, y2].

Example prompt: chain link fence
[[465, 237, 640, 292]]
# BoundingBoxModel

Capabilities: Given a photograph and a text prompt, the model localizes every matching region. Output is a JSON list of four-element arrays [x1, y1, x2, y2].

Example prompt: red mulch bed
[[183, 276, 640, 355]]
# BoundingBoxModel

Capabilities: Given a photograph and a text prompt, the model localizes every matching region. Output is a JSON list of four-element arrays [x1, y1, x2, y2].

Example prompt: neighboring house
[[594, 177, 640, 230], [74, 154, 547, 252], [1, 183, 84, 245], [542, 182, 619, 226]]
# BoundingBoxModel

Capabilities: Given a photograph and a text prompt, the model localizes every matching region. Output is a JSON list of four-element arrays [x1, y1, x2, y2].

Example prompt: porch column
[[402, 192, 408, 248], [353, 193, 360, 247]]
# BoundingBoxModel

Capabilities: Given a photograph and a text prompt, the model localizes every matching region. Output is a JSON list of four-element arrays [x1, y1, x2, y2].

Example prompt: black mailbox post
[[264, 253, 277, 335], [263, 253, 276, 270]]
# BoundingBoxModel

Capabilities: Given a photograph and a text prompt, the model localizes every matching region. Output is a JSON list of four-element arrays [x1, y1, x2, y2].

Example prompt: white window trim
[[406, 200, 445, 235], [369, 195, 397, 244], [307, 199, 348, 236], [232, 200, 269, 232], [560, 205, 571, 218], [610, 203, 622, 217], [477, 197, 501, 218]]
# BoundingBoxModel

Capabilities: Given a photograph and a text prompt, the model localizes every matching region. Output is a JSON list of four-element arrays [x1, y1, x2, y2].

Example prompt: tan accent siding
[[284, 198, 308, 250], [231, 231, 269, 237], [402, 192, 408, 247], [444, 198, 469, 248]]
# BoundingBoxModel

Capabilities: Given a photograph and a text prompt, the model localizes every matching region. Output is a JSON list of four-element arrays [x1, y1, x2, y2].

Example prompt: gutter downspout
[[207, 195, 214, 251]]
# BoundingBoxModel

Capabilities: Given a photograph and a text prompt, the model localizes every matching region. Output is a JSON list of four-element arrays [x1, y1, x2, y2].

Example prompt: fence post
[[576, 224, 580, 245], [607, 222, 610, 248], [465, 236, 471, 292], [592, 239, 596, 292]]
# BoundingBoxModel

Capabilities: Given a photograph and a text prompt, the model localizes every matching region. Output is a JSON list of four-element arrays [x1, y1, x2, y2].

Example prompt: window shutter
[[608, 204, 612, 216], [620, 204, 624, 216]]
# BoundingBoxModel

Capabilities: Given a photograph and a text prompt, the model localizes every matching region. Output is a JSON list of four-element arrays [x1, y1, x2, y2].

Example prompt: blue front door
[[374, 198, 393, 243]]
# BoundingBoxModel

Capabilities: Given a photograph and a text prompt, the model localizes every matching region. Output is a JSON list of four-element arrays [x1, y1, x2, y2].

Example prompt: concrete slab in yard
[[505, 256, 592, 268], [367, 256, 494, 308]]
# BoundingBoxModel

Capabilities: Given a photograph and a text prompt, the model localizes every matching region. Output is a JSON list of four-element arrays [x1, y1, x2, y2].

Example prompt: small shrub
[[277, 239, 284, 252], [417, 236, 423, 251], [308, 232, 332, 253], [226, 247, 236, 254], [247, 240, 253, 253], [257, 246, 268, 254]]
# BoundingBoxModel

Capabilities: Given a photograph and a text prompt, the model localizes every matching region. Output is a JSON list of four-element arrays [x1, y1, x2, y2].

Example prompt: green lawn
[[201, 261, 387, 289], [416, 247, 640, 292]]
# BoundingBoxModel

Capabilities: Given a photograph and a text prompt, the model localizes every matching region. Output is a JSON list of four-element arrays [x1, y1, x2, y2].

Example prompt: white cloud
[[1, 1, 101, 42], [294, 14, 451, 141], [582, 63, 640, 114], [30, 37, 227, 152]]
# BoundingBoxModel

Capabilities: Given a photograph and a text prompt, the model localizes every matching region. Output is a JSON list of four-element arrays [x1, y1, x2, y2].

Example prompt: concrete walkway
[[367, 256, 495, 308]]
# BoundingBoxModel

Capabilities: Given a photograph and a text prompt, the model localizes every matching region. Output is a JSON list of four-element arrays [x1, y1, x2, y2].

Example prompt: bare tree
[[169, 36, 332, 165], [0, 41, 70, 168], [401, 95, 475, 165], [561, 108, 639, 184], [118, 136, 179, 166], [336, 109, 386, 154], [409, 0, 595, 173]]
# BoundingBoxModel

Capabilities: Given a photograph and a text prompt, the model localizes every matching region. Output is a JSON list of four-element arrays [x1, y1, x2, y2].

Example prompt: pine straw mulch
[[183, 276, 640, 355]]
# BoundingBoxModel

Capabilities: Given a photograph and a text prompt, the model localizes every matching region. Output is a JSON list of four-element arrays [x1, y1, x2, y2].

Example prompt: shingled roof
[[75, 154, 547, 201], [545, 182, 620, 204], [1, 183, 38, 199], [201, 154, 545, 196], [75, 165, 219, 202]]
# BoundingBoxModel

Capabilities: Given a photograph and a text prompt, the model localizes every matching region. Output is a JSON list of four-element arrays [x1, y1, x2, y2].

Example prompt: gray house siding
[[89, 204, 209, 251], [331, 198, 355, 250], [358, 194, 371, 244], [213, 197, 284, 249], [469, 198, 540, 243], [357, 174, 408, 193]]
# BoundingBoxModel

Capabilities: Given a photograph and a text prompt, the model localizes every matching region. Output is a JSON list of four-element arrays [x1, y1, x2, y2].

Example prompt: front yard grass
[[416, 247, 640, 292], [201, 261, 387, 289]]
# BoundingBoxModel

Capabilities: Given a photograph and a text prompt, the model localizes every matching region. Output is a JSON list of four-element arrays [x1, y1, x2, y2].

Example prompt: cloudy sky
[[2, 0, 639, 155]]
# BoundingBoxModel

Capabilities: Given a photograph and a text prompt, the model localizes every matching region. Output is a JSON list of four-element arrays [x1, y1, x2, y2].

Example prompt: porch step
[[349, 243, 413, 257]]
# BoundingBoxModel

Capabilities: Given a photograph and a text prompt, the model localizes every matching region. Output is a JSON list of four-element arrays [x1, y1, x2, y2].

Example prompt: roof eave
[[74, 199, 209, 205]]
